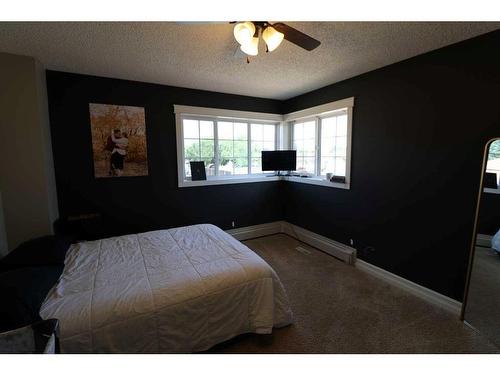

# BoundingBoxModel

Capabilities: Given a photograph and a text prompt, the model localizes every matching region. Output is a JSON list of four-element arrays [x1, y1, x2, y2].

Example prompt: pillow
[[0, 265, 63, 332], [0, 235, 73, 272]]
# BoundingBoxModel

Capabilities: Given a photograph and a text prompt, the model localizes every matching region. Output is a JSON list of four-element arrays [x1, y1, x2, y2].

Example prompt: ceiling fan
[[232, 21, 321, 62]]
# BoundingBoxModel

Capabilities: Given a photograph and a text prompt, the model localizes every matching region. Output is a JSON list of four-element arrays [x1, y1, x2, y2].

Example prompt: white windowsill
[[179, 174, 349, 189], [484, 187, 500, 195], [179, 174, 280, 187], [283, 176, 350, 189]]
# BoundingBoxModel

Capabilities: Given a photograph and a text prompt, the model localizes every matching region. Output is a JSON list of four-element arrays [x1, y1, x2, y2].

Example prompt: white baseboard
[[228, 221, 462, 316], [226, 221, 285, 241], [227, 221, 356, 264], [282, 223, 356, 265], [476, 233, 492, 248], [355, 259, 462, 315]]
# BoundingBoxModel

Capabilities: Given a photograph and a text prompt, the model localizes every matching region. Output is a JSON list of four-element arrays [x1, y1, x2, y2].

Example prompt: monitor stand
[[266, 171, 293, 177]]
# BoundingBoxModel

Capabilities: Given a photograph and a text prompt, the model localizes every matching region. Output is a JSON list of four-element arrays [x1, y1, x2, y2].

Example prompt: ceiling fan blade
[[271, 22, 321, 51]]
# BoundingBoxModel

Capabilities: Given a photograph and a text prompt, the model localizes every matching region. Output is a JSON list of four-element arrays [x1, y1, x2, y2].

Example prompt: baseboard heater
[[227, 221, 356, 265]]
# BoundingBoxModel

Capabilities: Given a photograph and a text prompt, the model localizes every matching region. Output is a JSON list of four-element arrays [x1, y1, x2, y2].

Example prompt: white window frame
[[174, 97, 354, 189], [285, 97, 354, 190], [175, 105, 282, 187]]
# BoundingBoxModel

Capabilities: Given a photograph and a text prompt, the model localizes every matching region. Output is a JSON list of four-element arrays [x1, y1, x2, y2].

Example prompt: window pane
[[263, 125, 275, 141], [182, 118, 276, 179], [233, 140, 248, 157], [234, 158, 249, 175], [234, 122, 248, 140], [251, 124, 263, 140], [321, 117, 336, 138], [335, 137, 347, 156], [294, 123, 303, 140], [184, 139, 200, 158], [336, 115, 348, 136], [262, 141, 275, 151], [219, 140, 233, 158], [251, 157, 262, 173], [318, 115, 349, 177], [199, 121, 214, 139], [303, 140, 315, 156], [183, 119, 199, 138], [218, 160, 232, 175], [297, 157, 315, 174], [251, 123, 276, 171], [304, 157, 316, 173], [185, 159, 193, 177], [218, 158, 247, 176], [303, 121, 316, 139], [252, 141, 263, 154], [293, 120, 317, 175], [201, 158, 216, 176], [218, 121, 233, 140], [321, 137, 335, 156], [335, 157, 346, 176], [200, 139, 214, 159], [293, 140, 302, 153], [320, 156, 335, 176]]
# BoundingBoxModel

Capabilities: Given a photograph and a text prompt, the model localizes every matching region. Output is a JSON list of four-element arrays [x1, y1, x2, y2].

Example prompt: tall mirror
[[463, 138, 500, 347]]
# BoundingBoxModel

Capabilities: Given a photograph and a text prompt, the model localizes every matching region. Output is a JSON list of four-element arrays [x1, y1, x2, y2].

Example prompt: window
[[286, 97, 353, 188], [293, 120, 316, 174], [251, 123, 276, 173], [175, 106, 281, 186], [182, 117, 278, 179], [291, 110, 350, 178], [320, 113, 348, 177], [218, 121, 248, 175], [183, 119, 215, 178], [175, 98, 353, 188]]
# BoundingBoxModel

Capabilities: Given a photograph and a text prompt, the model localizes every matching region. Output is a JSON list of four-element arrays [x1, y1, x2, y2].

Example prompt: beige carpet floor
[[208, 234, 499, 353]]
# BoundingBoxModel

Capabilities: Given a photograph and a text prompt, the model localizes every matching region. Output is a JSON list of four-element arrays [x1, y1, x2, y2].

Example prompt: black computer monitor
[[261, 150, 296, 172]]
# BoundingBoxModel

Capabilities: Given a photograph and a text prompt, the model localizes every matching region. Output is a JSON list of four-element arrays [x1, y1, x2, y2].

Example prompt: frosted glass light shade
[[233, 22, 256, 46], [262, 26, 284, 52], [240, 36, 259, 56]]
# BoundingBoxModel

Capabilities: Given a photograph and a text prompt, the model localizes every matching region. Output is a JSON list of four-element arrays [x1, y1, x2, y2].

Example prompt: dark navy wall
[[46, 71, 285, 238], [282, 30, 500, 301]]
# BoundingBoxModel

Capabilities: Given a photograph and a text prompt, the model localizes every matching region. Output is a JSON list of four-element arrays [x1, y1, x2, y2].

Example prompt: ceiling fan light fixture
[[233, 21, 256, 46], [262, 25, 284, 52], [240, 36, 259, 56]]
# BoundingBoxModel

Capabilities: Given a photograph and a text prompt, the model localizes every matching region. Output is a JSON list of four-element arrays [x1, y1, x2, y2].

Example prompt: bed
[[39, 224, 292, 353]]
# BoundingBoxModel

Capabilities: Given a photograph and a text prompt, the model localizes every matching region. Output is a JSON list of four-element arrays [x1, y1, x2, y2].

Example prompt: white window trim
[[174, 105, 282, 122], [283, 97, 354, 122], [287, 104, 353, 190], [175, 105, 282, 187], [174, 98, 354, 189]]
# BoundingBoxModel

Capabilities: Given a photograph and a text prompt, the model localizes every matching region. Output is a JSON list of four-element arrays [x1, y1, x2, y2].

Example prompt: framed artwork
[[89, 103, 149, 178], [190, 161, 207, 181]]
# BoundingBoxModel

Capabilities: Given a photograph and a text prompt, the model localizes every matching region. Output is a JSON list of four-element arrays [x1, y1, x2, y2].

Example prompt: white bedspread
[[40, 224, 292, 353]]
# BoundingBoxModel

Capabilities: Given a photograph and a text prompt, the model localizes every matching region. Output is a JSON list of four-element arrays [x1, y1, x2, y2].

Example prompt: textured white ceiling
[[0, 22, 499, 100]]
